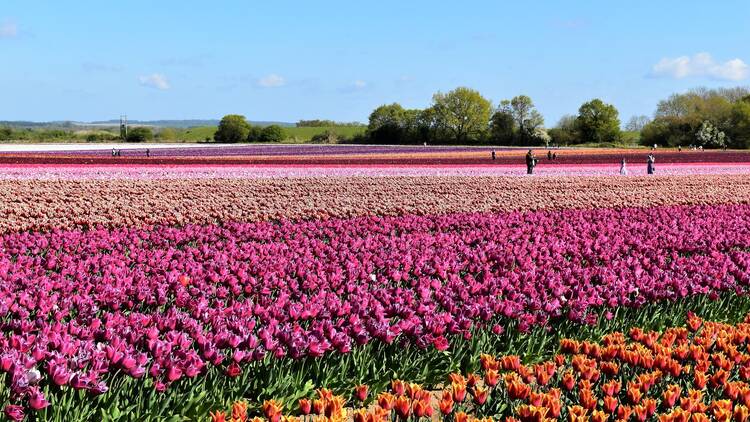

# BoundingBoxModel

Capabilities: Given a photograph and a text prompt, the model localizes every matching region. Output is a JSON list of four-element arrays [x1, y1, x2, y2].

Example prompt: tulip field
[[1, 146, 750, 421]]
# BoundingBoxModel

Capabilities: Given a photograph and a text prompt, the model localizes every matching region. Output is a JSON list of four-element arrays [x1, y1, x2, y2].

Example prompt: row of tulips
[[208, 312, 750, 421], [2, 163, 750, 180], [1, 149, 749, 165], [3, 174, 750, 234], [2, 203, 750, 417]]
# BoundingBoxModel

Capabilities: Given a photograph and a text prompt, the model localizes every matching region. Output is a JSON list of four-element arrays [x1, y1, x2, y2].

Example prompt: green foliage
[[260, 125, 286, 143], [430, 87, 492, 143], [576, 99, 621, 144], [489, 110, 514, 144], [0, 126, 12, 141], [310, 130, 341, 144], [158, 128, 178, 141], [642, 86, 749, 148], [214, 115, 250, 143], [13, 294, 750, 420], [125, 127, 154, 143]]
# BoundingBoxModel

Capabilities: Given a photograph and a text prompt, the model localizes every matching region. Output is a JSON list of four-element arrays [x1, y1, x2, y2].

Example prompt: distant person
[[525, 149, 538, 175], [620, 158, 629, 175], [678, 145, 682, 152], [547, 150, 552, 160], [552, 152, 557, 160], [112, 148, 116, 157], [491, 149, 496, 160], [146, 148, 150, 158], [647, 153, 655, 175], [423, 142, 427, 147]]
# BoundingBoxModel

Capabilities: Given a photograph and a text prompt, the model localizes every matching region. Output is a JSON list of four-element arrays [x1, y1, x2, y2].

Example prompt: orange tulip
[[603, 395, 618, 413], [516, 404, 548, 422], [231, 401, 248, 422], [691, 413, 710, 422], [643, 398, 657, 417], [663, 385, 681, 408], [312, 399, 326, 415], [352, 408, 368, 422], [568, 405, 588, 422], [501, 355, 522, 371], [485, 368, 500, 387], [481, 354, 499, 371], [473, 385, 489, 406], [507, 380, 530, 400], [377, 392, 395, 411], [694, 371, 708, 390], [579, 388, 597, 410], [455, 411, 469, 422], [734, 404, 750, 422], [627, 382, 643, 404], [210, 411, 227, 422], [452, 380, 468, 402], [617, 405, 633, 421], [262, 400, 283, 422], [394, 396, 410, 419], [591, 410, 607, 422], [391, 380, 406, 396], [602, 379, 621, 396], [413, 399, 432, 418], [711, 369, 730, 388], [633, 404, 649, 422], [438, 390, 454, 415], [562, 371, 576, 391]]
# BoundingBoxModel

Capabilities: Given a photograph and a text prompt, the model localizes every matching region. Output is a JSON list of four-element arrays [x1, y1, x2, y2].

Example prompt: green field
[[176, 126, 366, 142]]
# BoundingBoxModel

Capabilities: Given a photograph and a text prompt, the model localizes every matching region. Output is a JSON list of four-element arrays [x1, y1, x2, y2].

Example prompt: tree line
[[639, 87, 750, 149], [365, 87, 622, 146]]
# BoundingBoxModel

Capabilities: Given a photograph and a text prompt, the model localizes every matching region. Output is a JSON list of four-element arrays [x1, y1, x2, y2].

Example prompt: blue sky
[[1, 0, 749, 125]]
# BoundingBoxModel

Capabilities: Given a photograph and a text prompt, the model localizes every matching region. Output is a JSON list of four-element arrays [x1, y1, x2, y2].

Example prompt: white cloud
[[258, 74, 285, 87], [138, 73, 170, 90], [353, 80, 367, 88], [651, 53, 749, 81], [0, 21, 18, 39]]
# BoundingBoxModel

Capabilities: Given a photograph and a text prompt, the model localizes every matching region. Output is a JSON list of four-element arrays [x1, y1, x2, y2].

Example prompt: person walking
[[647, 153, 655, 175], [525, 149, 538, 175], [491, 149, 496, 160], [620, 158, 629, 175]]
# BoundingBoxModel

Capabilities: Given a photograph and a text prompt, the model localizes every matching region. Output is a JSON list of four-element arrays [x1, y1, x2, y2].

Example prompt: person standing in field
[[146, 148, 150, 158], [620, 158, 628, 175], [491, 149, 496, 160], [525, 149, 538, 175], [547, 150, 552, 160], [647, 153, 655, 174]]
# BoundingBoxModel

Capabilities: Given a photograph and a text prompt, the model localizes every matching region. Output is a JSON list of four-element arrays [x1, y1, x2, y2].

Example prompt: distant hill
[[88, 120, 296, 128], [0, 120, 297, 129]]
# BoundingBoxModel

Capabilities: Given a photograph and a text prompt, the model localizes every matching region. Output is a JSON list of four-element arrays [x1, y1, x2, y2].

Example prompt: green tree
[[214, 114, 250, 143], [246, 126, 263, 142], [489, 109, 515, 144], [159, 128, 177, 141], [576, 99, 621, 144], [730, 99, 750, 149], [260, 125, 286, 142], [430, 87, 492, 143], [367, 103, 407, 143], [500, 95, 544, 144], [125, 127, 154, 143], [0, 127, 13, 141]]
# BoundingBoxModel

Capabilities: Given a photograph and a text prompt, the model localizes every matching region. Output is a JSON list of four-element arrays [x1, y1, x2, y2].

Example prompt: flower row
[[2, 204, 750, 414], [2, 174, 750, 234], [208, 312, 750, 421]]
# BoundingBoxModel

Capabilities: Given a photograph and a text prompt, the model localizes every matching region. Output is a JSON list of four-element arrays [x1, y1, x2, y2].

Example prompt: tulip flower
[[298, 399, 311, 415], [354, 384, 369, 402]]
